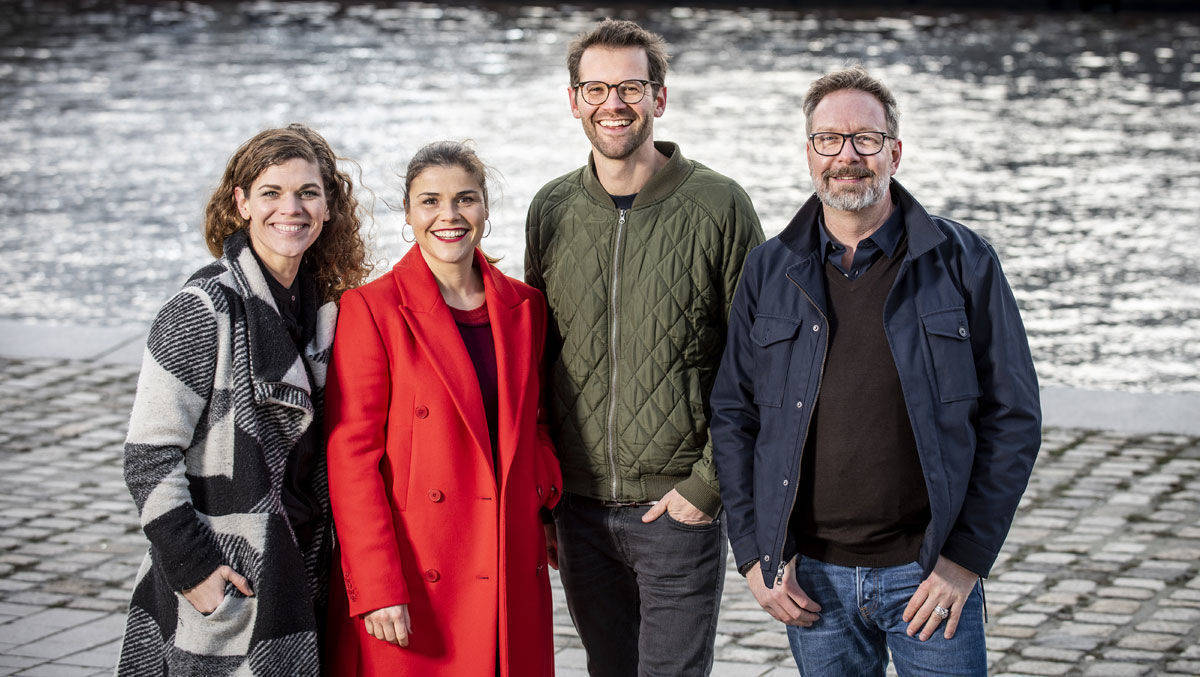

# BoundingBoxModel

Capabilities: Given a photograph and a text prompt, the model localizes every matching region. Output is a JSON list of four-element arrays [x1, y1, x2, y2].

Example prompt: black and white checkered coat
[[117, 229, 337, 676]]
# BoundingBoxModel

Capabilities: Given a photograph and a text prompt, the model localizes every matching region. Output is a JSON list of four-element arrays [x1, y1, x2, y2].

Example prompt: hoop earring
[[402, 222, 415, 243], [484, 219, 492, 238]]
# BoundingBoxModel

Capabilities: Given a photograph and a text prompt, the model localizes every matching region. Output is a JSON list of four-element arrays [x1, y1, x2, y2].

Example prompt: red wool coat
[[324, 246, 562, 676]]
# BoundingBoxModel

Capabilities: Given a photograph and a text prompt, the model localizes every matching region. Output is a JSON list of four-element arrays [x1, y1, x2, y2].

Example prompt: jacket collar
[[390, 245, 531, 479], [580, 141, 693, 208], [778, 179, 946, 261]]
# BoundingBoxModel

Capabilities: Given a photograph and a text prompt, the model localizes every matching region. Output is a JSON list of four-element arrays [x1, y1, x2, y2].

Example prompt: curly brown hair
[[203, 123, 371, 302]]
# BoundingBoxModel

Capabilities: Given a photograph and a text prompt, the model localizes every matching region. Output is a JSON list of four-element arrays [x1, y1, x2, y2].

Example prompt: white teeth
[[273, 224, 305, 232], [433, 229, 468, 240], [598, 120, 631, 128]]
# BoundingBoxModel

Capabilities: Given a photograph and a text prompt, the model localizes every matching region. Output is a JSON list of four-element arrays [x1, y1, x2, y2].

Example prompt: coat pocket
[[920, 307, 980, 403], [750, 315, 802, 407]]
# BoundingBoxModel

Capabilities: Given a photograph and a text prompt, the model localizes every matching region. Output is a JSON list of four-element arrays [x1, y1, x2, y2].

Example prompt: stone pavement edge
[[1, 334, 1199, 675]]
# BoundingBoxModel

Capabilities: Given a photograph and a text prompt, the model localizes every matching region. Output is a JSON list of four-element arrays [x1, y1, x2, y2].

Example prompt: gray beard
[[816, 173, 889, 212]]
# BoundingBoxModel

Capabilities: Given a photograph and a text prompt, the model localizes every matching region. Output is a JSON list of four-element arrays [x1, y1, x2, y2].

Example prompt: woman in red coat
[[324, 141, 562, 676]]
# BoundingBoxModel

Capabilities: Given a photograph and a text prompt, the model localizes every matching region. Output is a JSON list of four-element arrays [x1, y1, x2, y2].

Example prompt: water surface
[[1, 2, 1197, 391]]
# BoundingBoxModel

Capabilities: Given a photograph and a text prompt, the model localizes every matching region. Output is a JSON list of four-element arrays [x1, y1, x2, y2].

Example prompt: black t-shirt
[[610, 193, 636, 210]]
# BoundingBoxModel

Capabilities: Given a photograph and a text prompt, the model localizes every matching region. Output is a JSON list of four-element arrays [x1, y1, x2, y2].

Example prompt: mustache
[[823, 167, 874, 180]]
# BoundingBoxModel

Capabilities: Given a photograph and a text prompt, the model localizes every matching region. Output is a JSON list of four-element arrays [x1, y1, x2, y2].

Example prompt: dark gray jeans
[[555, 493, 727, 677]]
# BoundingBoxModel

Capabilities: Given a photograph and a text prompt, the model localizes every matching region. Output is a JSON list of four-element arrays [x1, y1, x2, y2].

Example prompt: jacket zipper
[[775, 274, 828, 586], [605, 208, 628, 500]]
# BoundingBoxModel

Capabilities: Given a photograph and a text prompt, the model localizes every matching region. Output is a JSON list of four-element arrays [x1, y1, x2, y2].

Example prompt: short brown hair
[[803, 65, 900, 137], [567, 18, 669, 88], [203, 123, 370, 303]]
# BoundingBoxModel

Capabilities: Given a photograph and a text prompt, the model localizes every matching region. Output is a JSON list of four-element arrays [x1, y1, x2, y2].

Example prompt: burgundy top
[[449, 302, 499, 466]]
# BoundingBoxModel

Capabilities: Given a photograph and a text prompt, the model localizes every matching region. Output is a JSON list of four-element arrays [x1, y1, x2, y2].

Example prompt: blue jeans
[[786, 558, 986, 676], [555, 493, 727, 677]]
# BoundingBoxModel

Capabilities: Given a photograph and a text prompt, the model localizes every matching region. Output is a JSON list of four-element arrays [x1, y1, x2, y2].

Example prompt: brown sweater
[[790, 238, 930, 567]]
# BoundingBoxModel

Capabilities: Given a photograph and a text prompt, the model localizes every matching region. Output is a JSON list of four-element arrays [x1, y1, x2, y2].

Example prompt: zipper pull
[[618, 208, 626, 226], [775, 564, 785, 586]]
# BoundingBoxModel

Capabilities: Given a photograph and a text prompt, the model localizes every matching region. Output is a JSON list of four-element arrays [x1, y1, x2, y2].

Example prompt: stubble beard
[[815, 166, 890, 212], [584, 113, 653, 161]]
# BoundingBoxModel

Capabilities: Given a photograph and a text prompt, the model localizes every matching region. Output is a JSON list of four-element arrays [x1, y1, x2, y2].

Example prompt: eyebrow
[[416, 189, 482, 198], [257, 183, 322, 191]]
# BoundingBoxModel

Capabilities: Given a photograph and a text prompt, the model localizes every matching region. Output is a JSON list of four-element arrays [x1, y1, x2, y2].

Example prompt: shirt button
[[812, 324, 820, 332], [958, 326, 968, 338], [423, 569, 440, 582], [428, 489, 444, 503], [763, 555, 771, 562], [795, 400, 803, 409], [415, 405, 429, 419], [782, 479, 789, 486]]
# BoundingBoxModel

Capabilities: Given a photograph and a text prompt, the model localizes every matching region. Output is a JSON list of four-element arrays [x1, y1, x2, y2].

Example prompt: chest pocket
[[750, 315, 802, 407], [921, 307, 980, 403]]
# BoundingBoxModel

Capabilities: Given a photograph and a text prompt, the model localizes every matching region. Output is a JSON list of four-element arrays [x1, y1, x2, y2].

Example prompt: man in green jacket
[[525, 18, 764, 676]]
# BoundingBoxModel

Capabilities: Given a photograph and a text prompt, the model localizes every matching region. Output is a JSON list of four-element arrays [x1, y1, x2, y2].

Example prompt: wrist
[[738, 558, 760, 577]]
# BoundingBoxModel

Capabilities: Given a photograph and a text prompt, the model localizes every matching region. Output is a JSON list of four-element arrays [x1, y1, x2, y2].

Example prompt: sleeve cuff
[[737, 558, 760, 577], [940, 532, 996, 578], [674, 474, 723, 519]]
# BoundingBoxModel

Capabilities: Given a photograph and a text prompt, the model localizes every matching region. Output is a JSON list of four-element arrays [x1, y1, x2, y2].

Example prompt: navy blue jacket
[[710, 180, 1041, 587]]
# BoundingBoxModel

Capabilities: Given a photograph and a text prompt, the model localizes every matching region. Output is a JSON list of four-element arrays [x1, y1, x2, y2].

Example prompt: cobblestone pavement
[[0, 356, 1198, 676]]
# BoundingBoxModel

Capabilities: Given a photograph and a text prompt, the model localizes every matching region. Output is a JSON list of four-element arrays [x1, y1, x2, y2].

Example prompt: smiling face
[[806, 89, 902, 213], [569, 46, 665, 161], [406, 164, 487, 273], [233, 157, 328, 285]]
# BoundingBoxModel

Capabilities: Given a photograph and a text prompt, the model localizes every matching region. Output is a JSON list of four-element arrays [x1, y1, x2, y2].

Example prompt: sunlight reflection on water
[[1, 3, 1197, 392]]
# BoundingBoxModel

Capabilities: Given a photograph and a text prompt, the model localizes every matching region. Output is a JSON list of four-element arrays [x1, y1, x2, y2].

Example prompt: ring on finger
[[933, 605, 950, 620]]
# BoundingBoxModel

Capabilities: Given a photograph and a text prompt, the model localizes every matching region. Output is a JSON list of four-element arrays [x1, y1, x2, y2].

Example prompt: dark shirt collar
[[818, 200, 904, 260]]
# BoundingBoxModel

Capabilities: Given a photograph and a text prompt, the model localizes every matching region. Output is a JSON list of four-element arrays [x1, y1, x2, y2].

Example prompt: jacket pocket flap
[[750, 316, 802, 347], [922, 308, 971, 340]]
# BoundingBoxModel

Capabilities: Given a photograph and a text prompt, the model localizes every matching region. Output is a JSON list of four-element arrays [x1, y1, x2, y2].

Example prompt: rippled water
[[1, 2, 1198, 392]]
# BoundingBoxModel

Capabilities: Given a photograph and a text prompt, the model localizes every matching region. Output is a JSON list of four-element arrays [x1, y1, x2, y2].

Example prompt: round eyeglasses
[[574, 79, 660, 106], [808, 132, 893, 156]]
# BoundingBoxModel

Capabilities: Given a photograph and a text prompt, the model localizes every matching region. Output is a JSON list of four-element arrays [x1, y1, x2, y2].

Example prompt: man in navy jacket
[[710, 66, 1041, 675]]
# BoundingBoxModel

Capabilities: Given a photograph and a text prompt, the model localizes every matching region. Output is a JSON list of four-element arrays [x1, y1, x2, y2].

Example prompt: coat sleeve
[[940, 242, 1042, 577], [123, 287, 225, 592], [709, 247, 764, 571], [325, 288, 411, 616], [675, 185, 766, 518]]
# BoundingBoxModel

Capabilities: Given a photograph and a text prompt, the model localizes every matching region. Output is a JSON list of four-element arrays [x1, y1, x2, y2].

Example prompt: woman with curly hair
[[117, 123, 370, 676]]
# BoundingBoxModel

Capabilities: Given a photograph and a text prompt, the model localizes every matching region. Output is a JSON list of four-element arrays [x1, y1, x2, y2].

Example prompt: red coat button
[[423, 569, 440, 582], [415, 405, 429, 419], [428, 489, 444, 503]]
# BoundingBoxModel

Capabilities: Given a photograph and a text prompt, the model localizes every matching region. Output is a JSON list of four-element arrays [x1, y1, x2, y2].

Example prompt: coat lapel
[[393, 246, 493, 471], [479, 250, 532, 488]]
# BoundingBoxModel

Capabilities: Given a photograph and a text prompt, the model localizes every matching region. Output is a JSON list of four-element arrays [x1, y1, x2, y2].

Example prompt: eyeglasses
[[574, 79, 660, 106], [808, 131, 893, 156]]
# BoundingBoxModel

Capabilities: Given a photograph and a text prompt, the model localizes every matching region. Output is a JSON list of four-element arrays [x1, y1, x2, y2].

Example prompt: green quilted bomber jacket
[[524, 142, 764, 517]]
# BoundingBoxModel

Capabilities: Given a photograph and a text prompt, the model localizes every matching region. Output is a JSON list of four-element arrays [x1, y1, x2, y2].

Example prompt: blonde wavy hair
[[203, 124, 371, 302]]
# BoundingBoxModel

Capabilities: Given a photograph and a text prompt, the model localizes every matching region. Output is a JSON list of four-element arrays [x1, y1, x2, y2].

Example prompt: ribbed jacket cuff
[[674, 474, 723, 519]]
